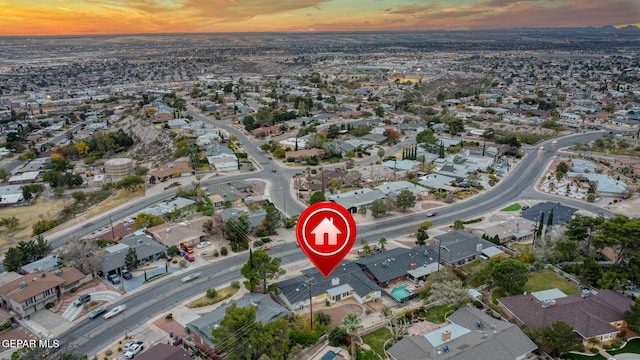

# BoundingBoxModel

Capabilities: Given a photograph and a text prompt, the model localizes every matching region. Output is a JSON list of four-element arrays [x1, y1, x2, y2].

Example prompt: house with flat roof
[[94, 232, 166, 276], [327, 188, 386, 214], [498, 289, 632, 344], [387, 306, 537, 360], [520, 202, 579, 225], [20, 254, 62, 274], [278, 261, 381, 310], [146, 220, 206, 248]]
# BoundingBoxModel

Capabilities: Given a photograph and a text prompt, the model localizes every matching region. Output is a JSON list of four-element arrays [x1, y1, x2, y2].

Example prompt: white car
[[196, 241, 212, 249], [125, 341, 144, 358], [103, 304, 126, 319], [123, 340, 139, 351], [181, 272, 201, 283]]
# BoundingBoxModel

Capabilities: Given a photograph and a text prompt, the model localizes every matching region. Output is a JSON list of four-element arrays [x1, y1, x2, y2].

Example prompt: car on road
[[103, 304, 126, 319], [181, 272, 201, 282], [121, 269, 132, 280], [521, 205, 530, 210], [74, 294, 91, 307], [88, 307, 106, 319], [196, 241, 212, 249], [124, 341, 144, 358], [426, 212, 437, 217], [271, 168, 277, 172], [552, 140, 558, 144], [108, 274, 121, 284], [184, 253, 195, 262]]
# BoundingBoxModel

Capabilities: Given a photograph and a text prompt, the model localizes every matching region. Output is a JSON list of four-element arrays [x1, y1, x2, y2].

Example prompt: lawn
[[560, 353, 606, 360], [501, 203, 522, 211], [525, 269, 580, 295], [610, 337, 640, 355], [425, 304, 455, 323], [362, 327, 390, 358], [186, 286, 239, 308]]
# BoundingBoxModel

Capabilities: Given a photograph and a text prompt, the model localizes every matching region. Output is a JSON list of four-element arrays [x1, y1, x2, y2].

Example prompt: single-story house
[[187, 292, 291, 351], [433, 230, 505, 266], [498, 289, 632, 344], [20, 255, 62, 274], [356, 247, 440, 289], [94, 232, 166, 277], [278, 261, 382, 310], [327, 188, 386, 214], [146, 221, 206, 248], [387, 306, 537, 360], [520, 202, 579, 225]]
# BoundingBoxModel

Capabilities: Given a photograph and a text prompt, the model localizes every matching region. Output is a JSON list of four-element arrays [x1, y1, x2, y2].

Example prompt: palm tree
[[378, 237, 387, 251], [360, 239, 371, 256], [342, 313, 364, 360], [453, 219, 465, 230], [202, 219, 214, 235]]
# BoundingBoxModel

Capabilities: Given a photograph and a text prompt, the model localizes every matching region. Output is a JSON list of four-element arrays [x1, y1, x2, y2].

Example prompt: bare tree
[[386, 316, 410, 344], [59, 237, 98, 269]]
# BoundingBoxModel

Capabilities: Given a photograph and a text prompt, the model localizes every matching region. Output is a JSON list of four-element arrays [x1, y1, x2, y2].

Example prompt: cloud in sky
[[0, 0, 637, 35]]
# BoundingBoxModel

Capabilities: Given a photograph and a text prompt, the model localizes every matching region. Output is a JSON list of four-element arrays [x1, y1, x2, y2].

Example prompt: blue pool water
[[390, 284, 412, 301]]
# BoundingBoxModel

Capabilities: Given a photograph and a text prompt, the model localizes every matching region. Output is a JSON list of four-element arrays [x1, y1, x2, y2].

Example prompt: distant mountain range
[[509, 24, 639, 32]]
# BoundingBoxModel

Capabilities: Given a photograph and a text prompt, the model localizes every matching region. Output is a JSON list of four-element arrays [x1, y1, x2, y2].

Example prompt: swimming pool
[[390, 284, 412, 301]]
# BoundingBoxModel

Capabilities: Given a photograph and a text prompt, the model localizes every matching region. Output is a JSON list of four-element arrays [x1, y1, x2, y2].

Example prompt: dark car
[[108, 274, 121, 284], [121, 269, 132, 280], [88, 307, 106, 319]]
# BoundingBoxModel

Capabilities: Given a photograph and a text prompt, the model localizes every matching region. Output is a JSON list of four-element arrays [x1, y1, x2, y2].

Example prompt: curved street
[[52, 110, 610, 355]]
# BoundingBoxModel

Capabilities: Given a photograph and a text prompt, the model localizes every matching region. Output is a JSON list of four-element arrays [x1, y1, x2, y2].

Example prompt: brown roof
[[150, 161, 194, 178], [147, 221, 206, 247], [498, 289, 632, 339], [0, 271, 65, 303], [136, 343, 191, 360], [55, 267, 86, 285]]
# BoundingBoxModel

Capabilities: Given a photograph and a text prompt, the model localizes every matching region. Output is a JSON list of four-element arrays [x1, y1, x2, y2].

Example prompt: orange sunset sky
[[1, 0, 638, 36]]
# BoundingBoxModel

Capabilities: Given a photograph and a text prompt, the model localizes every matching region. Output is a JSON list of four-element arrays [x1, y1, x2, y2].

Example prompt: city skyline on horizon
[[1, 0, 638, 36]]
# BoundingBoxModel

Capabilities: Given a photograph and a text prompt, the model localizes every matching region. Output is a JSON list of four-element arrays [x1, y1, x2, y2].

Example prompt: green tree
[[342, 313, 364, 360], [489, 258, 529, 296], [224, 212, 251, 244], [116, 176, 145, 191], [542, 321, 580, 357], [309, 191, 326, 205], [360, 239, 371, 256], [261, 201, 282, 235], [416, 221, 432, 246], [206, 288, 218, 299], [556, 161, 570, 174], [378, 237, 387, 251], [625, 298, 640, 333], [3, 247, 23, 272], [447, 118, 465, 136], [273, 147, 286, 159], [416, 128, 437, 144], [202, 219, 214, 234], [326, 124, 340, 139], [125, 248, 139, 269], [0, 216, 19, 233], [395, 189, 416, 212], [133, 213, 163, 230], [370, 199, 388, 218], [377, 147, 385, 163], [240, 249, 285, 293], [593, 215, 640, 266], [453, 219, 465, 230], [211, 303, 257, 359]]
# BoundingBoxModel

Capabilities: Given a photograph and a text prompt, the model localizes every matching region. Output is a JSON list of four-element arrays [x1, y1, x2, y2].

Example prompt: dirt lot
[[0, 197, 73, 247]]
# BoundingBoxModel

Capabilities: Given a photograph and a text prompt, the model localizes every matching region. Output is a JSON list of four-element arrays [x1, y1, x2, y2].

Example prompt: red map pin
[[296, 201, 357, 277]]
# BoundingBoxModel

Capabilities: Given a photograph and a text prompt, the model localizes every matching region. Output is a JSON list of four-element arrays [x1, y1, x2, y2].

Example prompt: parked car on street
[[181, 272, 201, 282]]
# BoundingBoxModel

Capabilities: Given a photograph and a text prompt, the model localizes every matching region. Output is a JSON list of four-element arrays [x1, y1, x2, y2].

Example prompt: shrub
[[213, 250, 219, 257], [261, 237, 272, 243], [206, 288, 218, 299], [117, 347, 122, 352], [69, 287, 78, 293], [220, 247, 228, 256], [165, 313, 173, 320], [231, 280, 240, 289], [45, 302, 55, 309], [590, 348, 599, 354], [253, 240, 264, 248], [105, 350, 113, 356]]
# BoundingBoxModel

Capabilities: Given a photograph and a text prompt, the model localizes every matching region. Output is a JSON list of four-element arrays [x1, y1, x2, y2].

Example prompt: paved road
[[56, 129, 611, 355]]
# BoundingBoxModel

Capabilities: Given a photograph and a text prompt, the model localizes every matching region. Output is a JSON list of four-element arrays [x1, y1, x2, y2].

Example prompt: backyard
[[492, 268, 581, 303]]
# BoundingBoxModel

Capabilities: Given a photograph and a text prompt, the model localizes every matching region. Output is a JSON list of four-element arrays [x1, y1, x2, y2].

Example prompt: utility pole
[[109, 215, 115, 240], [304, 278, 315, 330]]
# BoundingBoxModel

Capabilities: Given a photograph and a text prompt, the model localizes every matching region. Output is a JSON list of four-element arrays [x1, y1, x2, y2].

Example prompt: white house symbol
[[310, 217, 342, 246]]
